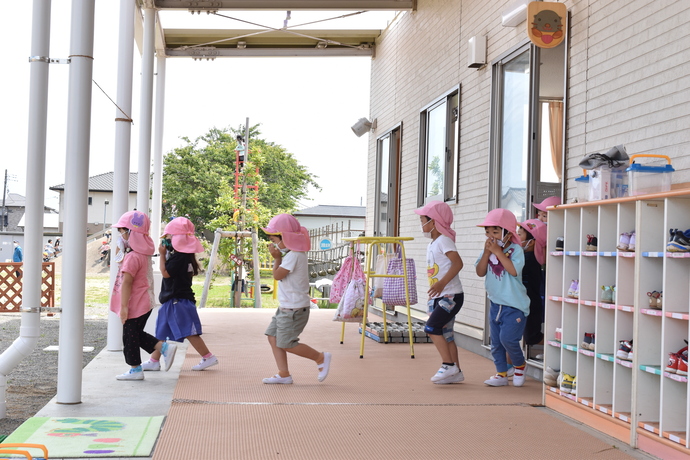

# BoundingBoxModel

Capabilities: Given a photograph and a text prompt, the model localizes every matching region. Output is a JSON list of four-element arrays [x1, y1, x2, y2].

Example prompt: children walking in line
[[141, 217, 218, 372], [518, 219, 547, 347], [261, 213, 331, 384], [110, 211, 177, 381], [414, 201, 465, 384], [475, 208, 530, 387]]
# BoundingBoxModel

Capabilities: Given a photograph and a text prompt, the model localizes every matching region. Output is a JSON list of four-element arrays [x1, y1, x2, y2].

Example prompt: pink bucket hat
[[519, 218, 547, 265], [414, 201, 456, 242], [477, 208, 521, 245], [262, 214, 311, 252], [113, 211, 155, 255], [163, 217, 204, 254], [533, 196, 561, 212]]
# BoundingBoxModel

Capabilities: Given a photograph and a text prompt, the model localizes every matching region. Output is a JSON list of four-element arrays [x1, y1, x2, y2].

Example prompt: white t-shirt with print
[[278, 251, 311, 309], [426, 234, 464, 298]]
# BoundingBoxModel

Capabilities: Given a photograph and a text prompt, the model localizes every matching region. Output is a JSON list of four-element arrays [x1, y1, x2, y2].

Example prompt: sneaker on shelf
[[667, 228, 690, 253], [628, 231, 636, 251], [657, 292, 663, 309], [571, 375, 577, 395], [559, 373, 574, 393], [431, 363, 460, 382], [666, 352, 679, 373], [484, 373, 509, 387], [544, 374, 557, 386], [567, 280, 579, 298], [581, 332, 594, 350], [616, 340, 633, 360], [647, 291, 662, 310], [554, 327, 563, 342], [555, 237, 564, 251], [611, 286, 616, 304], [617, 232, 631, 251], [600, 286, 613, 303], [192, 355, 218, 371], [544, 366, 560, 381], [512, 367, 526, 387], [585, 234, 598, 251], [262, 374, 294, 384], [116, 366, 144, 381], [141, 360, 160, 371]]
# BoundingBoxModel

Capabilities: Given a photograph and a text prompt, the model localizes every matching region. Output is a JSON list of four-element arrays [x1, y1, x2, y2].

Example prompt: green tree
[[162, 125, 319, 231]]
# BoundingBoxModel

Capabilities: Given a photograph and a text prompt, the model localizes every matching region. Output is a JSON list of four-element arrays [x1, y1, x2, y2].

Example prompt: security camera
[[351, 118, 373, 137]]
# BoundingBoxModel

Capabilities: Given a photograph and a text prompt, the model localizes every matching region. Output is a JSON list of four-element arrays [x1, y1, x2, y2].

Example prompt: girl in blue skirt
[[142, 217, 218, 372]]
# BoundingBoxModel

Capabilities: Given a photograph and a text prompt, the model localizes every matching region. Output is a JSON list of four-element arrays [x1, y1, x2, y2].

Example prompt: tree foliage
[[162, 124, 319, 233]]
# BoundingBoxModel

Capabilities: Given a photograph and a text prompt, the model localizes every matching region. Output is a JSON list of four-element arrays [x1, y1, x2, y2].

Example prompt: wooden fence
[[0, 262, 55, 313]]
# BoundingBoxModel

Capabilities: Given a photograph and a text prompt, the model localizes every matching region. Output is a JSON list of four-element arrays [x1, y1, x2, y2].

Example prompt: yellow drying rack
[[341, 236, 416, 359]]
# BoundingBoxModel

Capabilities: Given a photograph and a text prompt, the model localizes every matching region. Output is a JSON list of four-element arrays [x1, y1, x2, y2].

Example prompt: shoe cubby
[[545, 191, 690, 456]]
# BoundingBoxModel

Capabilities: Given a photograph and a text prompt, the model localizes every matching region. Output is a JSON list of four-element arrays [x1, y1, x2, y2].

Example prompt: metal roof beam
[[154, 1, 415, 11], [165, 47, 373, 57]]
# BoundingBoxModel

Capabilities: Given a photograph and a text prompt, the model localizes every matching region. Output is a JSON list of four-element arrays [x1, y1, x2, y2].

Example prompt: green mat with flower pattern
[[3, 416, 164, 457]]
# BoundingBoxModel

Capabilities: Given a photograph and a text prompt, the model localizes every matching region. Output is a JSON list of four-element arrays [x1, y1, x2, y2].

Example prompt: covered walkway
[[24, 308, 656, 459]]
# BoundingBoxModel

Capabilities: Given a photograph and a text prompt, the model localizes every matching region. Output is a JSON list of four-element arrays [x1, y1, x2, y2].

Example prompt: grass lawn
[[58, 274, 335, 310]]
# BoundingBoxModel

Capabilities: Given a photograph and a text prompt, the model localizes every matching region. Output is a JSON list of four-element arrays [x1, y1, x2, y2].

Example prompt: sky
[[1, 3, 391, 210]]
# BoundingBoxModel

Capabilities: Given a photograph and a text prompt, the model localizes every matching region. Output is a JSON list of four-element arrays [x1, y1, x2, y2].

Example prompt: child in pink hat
[[261, 213, 331, 384], [533, 196, 561, 223], [110, 211, 177, 381], [517, 219, 547, 347], [475, 208, 530, 388], [414, 201, 465, 384], [141, 217, 218, 372]]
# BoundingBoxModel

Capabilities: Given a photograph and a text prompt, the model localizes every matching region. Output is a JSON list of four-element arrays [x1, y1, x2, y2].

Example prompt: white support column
[[137, 6, 155, 213], [107, 0, 136, 351], [0, 0, 51, 418], [57, 0, 96, 404], [151, 56, 166, 247]]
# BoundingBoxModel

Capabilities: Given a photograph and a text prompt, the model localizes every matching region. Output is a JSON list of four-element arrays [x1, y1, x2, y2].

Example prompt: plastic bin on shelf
[[589, 165, 627, 200], [626, 154, 674, 196], [575, 171, 589, 203]]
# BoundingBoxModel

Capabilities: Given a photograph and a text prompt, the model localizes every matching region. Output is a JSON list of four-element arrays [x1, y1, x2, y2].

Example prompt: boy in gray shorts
[[262, 213, 332, 384]]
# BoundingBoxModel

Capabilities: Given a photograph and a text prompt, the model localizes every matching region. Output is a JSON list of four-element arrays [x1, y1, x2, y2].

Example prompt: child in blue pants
[[475, 208, 530, 387]]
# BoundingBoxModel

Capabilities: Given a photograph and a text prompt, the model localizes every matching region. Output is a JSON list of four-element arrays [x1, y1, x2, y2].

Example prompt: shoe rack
[[544, 190, 690, 458]]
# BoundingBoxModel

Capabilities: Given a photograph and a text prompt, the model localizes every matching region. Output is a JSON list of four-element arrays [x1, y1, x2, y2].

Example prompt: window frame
[[417, 85, 461, 206], [374, 123, 402, 237]]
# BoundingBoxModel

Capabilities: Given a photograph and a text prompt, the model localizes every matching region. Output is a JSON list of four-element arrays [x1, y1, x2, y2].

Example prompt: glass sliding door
[[374, 126, 401, 237]]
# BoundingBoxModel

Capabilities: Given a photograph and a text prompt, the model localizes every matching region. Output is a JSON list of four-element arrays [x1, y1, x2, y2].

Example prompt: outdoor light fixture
[[351, 117, 376, 137], [237, 41, 246, 49], [502, 0, 529, 27]]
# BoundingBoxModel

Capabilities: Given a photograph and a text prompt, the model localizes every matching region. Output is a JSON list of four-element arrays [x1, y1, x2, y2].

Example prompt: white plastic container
[[575, 174, 589, 202], [626, 154, 674, 196]]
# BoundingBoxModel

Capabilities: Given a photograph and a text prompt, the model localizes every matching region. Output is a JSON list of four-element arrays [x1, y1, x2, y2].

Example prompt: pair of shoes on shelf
[[555, 237, 564, 251], [616, 340, 633, 361], [600, 285, 614, 304], [666, 341, 689, 375], [567, 280, 579, 298], [581, 332, 595, 351], [647, 291, 663, 310], [543, 366, 559, 386], [560, 373, 576, 394], [586, 234, 598, 251], [554, 327, 563, 342], [617, 231, 636, 251], [667, 228, 690, 253]]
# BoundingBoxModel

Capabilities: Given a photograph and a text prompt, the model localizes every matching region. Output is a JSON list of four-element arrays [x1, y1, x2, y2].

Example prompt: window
[[418, 88, 460, 205], [374, 125, 402, 237], [88, 197, 92, 205]]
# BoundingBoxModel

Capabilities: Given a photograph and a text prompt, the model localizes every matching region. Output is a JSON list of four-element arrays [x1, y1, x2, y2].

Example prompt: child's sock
[[497, 371, 507, 377], [203, 352, 213, 359], [507, 363, 514, 371], [149, 358, 160, 363], [515, 365, 526, 372], [442, 362, 455, 367]]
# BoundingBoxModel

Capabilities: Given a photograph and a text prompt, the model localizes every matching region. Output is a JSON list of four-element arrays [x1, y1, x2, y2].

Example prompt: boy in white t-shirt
[[261, 214, 331, 384], [414, 201, 465, 384]]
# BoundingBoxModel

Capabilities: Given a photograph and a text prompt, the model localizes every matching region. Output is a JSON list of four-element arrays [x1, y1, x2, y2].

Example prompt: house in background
[[50, 172, 138, 235], [294, 205, 365, 235], [0, 192, 59, 262]]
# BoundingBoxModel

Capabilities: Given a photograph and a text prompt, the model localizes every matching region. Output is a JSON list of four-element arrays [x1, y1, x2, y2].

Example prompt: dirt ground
[[0, 305, 109, 437]]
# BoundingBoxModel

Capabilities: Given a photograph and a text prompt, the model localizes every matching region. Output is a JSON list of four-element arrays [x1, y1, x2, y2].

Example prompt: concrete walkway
[[28, 309, 658, 460]]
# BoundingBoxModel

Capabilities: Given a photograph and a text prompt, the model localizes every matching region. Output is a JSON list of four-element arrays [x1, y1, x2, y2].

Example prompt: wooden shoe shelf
[[544, 190, 690, 459]]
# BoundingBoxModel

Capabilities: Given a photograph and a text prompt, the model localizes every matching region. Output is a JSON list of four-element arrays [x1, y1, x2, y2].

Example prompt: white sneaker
[[484, 373, 509, 386], [161, 341, 177, 371], [506, 366, 515, 378], [513, 367, 526, 387], [192, 355, 218, 371], [317, 352, 332, 382], [434, 369, 465, 384], [116, 367, 144, 380], [262, 374, 293, 384], [431, 364, 460, 382], [141, 360, 160, 371]]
